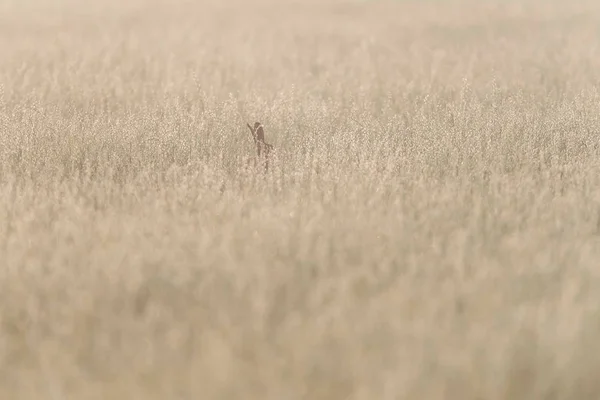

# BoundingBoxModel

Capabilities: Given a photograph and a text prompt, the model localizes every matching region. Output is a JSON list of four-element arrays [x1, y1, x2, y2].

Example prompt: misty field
[[1, 0, 600, 398]]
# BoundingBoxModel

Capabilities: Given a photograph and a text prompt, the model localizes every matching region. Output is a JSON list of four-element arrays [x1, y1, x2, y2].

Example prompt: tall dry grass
[[1, 0, 600, 398]]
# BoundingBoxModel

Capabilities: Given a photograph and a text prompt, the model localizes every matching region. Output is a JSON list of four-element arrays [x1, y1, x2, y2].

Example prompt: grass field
[[2, 0, 600, 398]]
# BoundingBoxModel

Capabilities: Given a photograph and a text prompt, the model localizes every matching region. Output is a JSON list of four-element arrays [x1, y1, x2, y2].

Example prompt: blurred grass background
[[1, 0, 600, 399]]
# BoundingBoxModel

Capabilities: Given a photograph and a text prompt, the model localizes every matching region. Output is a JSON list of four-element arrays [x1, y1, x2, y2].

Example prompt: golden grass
[[2, 0, 600, 398]]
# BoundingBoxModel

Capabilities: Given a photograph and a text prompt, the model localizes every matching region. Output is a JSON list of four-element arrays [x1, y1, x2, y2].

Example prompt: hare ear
[[255, 122, 265, 142], [247, 123, 257, 141]]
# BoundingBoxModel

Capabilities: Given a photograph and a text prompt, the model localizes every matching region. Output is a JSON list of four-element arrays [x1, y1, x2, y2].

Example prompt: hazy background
[[1, 0, 600, 398]]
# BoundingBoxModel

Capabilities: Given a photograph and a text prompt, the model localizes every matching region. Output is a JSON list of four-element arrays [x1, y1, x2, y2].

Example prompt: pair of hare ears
[[247, 122, 265, 142]]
